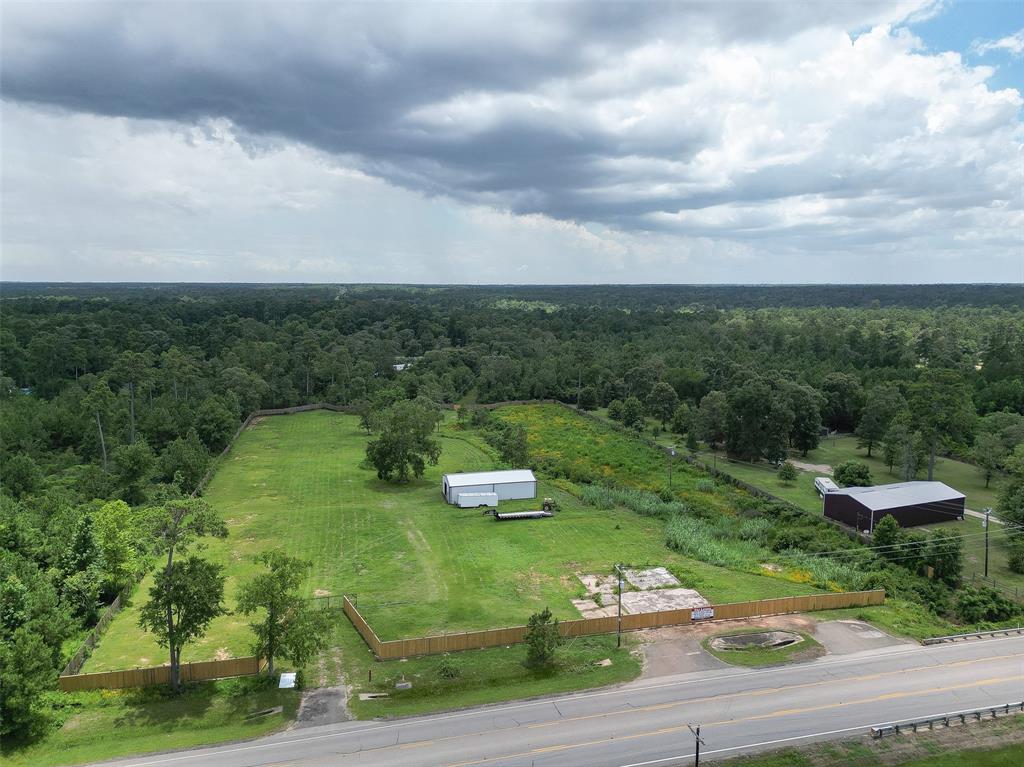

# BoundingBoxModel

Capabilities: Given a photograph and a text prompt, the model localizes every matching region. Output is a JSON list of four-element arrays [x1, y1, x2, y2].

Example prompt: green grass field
[[87, 408, 817, 671], [2, 678, 299, 767]]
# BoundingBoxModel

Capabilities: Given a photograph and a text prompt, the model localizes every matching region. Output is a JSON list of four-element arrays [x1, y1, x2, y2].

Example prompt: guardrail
[[871, 701, 1024, 738], [922, 626, 1024, 645]]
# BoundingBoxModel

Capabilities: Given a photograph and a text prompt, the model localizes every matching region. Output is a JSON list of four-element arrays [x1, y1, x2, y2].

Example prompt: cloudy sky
[[1, 0, 1021, 284]]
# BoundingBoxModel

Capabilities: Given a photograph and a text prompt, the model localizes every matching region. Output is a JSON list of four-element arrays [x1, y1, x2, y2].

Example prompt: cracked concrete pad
[[623, 567, 681, 591], [620, 588, 710, 614]]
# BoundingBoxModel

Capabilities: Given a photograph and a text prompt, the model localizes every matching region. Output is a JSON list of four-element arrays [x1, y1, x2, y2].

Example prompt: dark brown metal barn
[[823, 481, 965, 533]]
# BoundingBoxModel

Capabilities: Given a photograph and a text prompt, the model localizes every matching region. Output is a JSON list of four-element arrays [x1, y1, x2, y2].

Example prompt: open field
[[87, 408, 819, 671]]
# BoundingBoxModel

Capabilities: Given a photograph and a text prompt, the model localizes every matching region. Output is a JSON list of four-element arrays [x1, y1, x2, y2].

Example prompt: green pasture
[[2, 678, 299, 767], [86, 408, 817, 671]]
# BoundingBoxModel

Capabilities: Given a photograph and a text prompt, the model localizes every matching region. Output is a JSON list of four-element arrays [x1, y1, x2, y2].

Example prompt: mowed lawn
[[87, 409, 819, 671]]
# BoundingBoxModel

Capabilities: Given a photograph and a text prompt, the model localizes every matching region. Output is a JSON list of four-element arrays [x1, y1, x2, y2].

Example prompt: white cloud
[[972, 29, 1024, 57], [0, 2, 1021, 283]]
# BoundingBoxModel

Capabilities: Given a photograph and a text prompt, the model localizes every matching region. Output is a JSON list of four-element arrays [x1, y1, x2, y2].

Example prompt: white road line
[[618, 701, 1024, 767], [114, 634, 1024, 767]]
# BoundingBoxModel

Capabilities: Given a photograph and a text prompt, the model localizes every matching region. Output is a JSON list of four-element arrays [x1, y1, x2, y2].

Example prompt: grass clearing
[[2, 677, 299, 767], [88, 408, 822, 672]]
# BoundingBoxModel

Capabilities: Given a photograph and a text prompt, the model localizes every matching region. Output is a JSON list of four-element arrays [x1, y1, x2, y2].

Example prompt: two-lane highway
[[105, 635, 1024, 767]]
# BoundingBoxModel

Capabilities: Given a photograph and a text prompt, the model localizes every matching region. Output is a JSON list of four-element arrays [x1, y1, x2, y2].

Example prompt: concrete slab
[[620, 587, 710, 613], [623, 567, 681, 590], [814, 619, 911, 655]]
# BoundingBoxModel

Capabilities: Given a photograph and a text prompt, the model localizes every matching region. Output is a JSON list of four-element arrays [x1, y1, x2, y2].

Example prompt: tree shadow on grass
[[109, 675, 297, 732]]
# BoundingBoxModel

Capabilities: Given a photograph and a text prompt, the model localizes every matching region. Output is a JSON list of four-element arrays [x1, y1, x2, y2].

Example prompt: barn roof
[[444, 469, 536, 487], [833, 481, 965, 512]]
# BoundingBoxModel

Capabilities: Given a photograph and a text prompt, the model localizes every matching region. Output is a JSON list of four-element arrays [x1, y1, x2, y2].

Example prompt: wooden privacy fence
[[344, 589, 885, 660], [59, 656, 262, 692]]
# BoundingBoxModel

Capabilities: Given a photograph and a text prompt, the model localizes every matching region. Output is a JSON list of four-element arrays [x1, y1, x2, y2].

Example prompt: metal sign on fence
[[691, 607, 715, 620]]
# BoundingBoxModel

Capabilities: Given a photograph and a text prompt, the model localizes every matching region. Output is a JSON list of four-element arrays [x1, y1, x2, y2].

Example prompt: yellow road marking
[[524, 650, 1024, 730], [444, 673, 1024, 767]]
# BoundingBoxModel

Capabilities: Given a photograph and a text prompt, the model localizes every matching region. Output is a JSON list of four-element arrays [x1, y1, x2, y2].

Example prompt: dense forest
[[2, 283, 1024, 737]]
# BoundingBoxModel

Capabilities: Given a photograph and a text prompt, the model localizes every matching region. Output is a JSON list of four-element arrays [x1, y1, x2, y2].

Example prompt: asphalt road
[[106, 635, 1024, 767]]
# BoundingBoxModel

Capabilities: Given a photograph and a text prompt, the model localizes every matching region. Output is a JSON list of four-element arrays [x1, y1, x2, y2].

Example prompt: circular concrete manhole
[[710, 630, 804, 651]]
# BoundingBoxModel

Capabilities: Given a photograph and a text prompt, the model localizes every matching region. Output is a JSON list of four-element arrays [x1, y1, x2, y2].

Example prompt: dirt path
[[790, 459, 832, 474]]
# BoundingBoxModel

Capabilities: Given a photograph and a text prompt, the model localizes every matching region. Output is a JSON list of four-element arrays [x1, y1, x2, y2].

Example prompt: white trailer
[[442, 469, 536, 504], [456, 492, 498, 508], [815, 477, 840, 497]]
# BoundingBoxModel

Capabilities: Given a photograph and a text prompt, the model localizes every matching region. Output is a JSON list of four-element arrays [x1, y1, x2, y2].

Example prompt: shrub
[[436, 655, 461, 679], [777, 462, 798, 483], [524, 608, 561, 669], [834, 460, 872, 487], [696, 478, 715, 493], [955, 586, 1018, 624], [607, 399, 624, 421]]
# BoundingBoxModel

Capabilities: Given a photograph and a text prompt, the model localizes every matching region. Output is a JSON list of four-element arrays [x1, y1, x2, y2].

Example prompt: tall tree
[[83, 378, 116, 470], [973, 431, 1005, 489], [111, 351, 153, 444], [908, 370, 976, 481], [138, 556, 226, 693], [821, 372, 864, 432], [725, 378, 773, 461], [645, 382, 679, 428], [855, 383, 905, 457], [142, 499, 227, 692], [499, 424, 530, 467], [620, 396, 645, 432], [236, 550, 331, 675], [695, 390, 729, 450], [786, 383, 824, 457], [365, 399, 442, 482]]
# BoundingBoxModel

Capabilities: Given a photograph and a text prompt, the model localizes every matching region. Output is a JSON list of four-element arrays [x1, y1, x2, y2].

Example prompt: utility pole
[[984, 507, 991, 578], [688, 723, 705, 766], [615, 563, 623, 647]]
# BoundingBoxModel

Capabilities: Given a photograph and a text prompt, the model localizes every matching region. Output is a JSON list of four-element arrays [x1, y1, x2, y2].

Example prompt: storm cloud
[[1, 1, 1021, 282]]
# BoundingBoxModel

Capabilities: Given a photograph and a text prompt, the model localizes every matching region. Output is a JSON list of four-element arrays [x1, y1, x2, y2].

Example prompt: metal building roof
[[832, 481, 965, 511], [444, 469, 536, 487]]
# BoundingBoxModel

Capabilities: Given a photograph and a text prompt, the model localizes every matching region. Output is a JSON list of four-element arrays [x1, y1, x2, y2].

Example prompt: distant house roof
[[832, 481, 964, 512], [444, 469, 536, 487]]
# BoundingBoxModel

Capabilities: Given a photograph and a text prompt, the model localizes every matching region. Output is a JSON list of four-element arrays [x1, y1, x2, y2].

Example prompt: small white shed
[[442, 469, 537, 505]]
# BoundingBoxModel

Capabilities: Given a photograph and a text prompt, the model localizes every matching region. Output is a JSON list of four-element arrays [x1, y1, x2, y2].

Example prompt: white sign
[[691, 607, 715, 620], [278, 672, 296, 689]]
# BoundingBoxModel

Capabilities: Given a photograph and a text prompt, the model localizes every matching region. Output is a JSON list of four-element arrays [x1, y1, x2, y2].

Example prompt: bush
[[777, 462, 798, 483], [607, 399, 624, 421], [834, 460, 872, 487], [436, 655, 461, 679], [524, 608, 561, 669], [955, 586, 1018, 624], [696, 478, 715, 493]]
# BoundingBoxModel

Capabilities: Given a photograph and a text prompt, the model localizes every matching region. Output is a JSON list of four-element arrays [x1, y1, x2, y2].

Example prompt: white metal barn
[[442, 469, 537, 505]]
